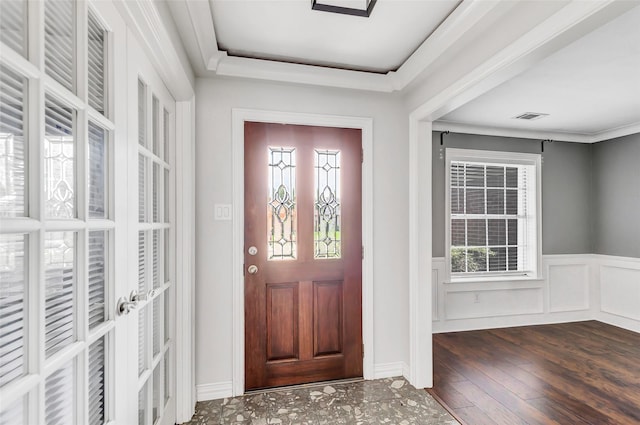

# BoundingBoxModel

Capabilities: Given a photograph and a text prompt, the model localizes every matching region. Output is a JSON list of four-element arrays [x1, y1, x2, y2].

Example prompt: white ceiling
[[167, 0, 640, 142], [437, 5, 640, 140], [210, 0, 460, 73]]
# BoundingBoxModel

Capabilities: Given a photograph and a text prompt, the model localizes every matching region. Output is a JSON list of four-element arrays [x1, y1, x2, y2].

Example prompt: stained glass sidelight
[[267, 147, 296, 260], [314, 150, 341, 259]]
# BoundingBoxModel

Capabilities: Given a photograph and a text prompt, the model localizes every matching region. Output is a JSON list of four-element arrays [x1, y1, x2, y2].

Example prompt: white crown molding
[[115, 0, 194, 99], [391, 0, 508, 90], [433, 120, 640, 144], [216, 56, 394, 92]]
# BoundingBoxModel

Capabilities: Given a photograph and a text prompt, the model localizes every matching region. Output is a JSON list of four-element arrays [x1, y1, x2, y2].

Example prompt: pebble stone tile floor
[[185, 377, 460, 425]]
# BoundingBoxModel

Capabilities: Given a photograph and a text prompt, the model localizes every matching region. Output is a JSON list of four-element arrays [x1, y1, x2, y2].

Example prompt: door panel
[[127, 31, 176, 425], [0, 1, 128, 423], [244, 122, 362, 390]]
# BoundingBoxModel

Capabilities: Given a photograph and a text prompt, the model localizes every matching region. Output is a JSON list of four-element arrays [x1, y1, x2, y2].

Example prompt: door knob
[[248, 246, 258, 256], [117, 296, 136, 316], [247, 265, 258, 275]]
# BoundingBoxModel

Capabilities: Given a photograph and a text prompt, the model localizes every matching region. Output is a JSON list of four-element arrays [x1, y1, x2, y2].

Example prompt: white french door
[[0, 1, 175, 424], [127, 30, 176, 425]]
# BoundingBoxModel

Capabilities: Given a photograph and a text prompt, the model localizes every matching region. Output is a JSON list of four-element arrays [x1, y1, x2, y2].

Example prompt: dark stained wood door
[[244, 121, 363, 390]]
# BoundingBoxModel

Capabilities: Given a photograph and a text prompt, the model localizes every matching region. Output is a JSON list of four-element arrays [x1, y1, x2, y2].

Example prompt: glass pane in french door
[[0, 2, 122, 424], [136, 75, 173, 425]]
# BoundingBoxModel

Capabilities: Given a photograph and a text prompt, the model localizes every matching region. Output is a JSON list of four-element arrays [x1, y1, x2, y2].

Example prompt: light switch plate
[[214, 204, 232, 221]]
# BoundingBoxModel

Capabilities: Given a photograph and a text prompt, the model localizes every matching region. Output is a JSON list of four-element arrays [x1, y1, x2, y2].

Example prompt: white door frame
[[231, 108, 374, 396]]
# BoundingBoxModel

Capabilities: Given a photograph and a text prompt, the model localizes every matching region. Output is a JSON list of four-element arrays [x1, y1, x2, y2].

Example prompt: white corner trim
[[433, 121, 640, 144], [196, 382, 233, 402], [373, 363, 410, 380], [175, 99, 197, 423], [184, 0, 221, 70], [408, 120, 433, 389], [231, 108, 375, 397]]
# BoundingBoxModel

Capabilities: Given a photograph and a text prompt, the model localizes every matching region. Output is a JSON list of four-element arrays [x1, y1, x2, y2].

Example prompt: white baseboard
[[373, 362, 410, 380], [196, 381, 233, 401]]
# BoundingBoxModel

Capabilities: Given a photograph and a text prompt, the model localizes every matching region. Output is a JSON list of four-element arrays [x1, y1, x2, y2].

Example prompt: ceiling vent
[[512, 112, 549, 121]]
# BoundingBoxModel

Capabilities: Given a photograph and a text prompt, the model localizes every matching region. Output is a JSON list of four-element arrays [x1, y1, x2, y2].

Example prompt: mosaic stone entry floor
[[185, 377, 460, 425]]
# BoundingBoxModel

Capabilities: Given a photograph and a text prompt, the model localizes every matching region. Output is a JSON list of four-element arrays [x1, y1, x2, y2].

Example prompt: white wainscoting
[[595, 255, 640, 333], [432, 255, 594, 333]]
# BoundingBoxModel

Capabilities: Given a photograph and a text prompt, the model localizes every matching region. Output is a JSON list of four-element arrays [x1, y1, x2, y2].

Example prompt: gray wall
[[432, 132, 593, 257], [591, 133, 640, 258]]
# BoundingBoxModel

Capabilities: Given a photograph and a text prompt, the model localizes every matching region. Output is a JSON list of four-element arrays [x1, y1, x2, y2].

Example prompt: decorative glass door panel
[[0, 1, 129, 423]]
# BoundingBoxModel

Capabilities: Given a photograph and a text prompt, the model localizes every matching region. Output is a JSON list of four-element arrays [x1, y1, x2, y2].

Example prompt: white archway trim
[[231, 109, 375, 396]]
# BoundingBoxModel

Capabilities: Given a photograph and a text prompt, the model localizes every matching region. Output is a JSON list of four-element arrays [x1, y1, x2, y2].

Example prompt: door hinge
[[361, 148, 364, 163], [362, 344, 365, 358], [243, 264, 245, 276], [362, 246, 364, 260]]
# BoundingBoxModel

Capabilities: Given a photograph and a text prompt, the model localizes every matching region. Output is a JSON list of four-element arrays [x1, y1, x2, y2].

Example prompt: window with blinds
[[0, 234, 26, 388], [0, 0, 27, 58], [446, 149, 541, 280], [44, 0, 76, 93], [0, 64, 27, 218]]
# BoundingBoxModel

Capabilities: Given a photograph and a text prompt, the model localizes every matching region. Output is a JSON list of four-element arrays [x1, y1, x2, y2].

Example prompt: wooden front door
[[244, 122, 363, 390]]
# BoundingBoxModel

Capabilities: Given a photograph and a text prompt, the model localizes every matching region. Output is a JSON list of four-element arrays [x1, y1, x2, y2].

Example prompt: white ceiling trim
[[391, 0, 508, 90], [215, 55, 393, 92], [177, 0, 505, 93], [409, 0, 631, 121], [433, 120, 640, 144]]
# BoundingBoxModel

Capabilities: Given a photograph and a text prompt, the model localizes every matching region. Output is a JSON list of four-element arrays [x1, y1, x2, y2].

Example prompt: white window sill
[[445, 275, 544, 285]]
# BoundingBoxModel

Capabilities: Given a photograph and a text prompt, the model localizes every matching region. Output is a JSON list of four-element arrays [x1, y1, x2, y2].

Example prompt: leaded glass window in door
[[267, 147, 296, 260]]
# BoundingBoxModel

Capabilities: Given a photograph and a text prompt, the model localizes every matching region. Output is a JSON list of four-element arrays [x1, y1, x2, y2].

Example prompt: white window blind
[[447, 149, 540, 279], [0, 394, 25, 425], [0, 0, 27, 58], [88, 337, 106, 425], [44, 232, 76, 358], [44, 0, 75, 92], [88, 230, 106, 330], [87, 11, 106, 115], [45, 359, 75, 425], [0, 234, 26, 388], [0, 64, 27, 218]]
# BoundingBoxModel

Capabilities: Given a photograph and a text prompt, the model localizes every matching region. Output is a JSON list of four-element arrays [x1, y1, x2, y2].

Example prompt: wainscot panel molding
[[432, 255, 594, 333], [595, 255, 640, 333], [433, 255, 640, 334], [196, 381, 234, 402]]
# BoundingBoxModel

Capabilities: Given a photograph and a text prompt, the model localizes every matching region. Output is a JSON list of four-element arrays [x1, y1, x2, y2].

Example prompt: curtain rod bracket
[[440, 130, 450, 146]]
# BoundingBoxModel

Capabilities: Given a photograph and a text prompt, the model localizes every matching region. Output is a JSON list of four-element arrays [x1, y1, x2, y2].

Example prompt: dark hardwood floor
[[428, 321, 640, 425]]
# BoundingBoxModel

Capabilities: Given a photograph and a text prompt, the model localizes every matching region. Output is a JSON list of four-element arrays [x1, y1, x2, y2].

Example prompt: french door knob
[[117, 296, 136, 316], [248, 246, 258, 256], [247, 265, 258, 275]]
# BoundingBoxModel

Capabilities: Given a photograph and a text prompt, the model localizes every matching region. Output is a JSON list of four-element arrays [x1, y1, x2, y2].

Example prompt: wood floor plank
[[430, 322, 640, 425]]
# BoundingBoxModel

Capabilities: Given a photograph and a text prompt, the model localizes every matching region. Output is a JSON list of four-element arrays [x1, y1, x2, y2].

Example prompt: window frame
[[445, 148, 543, 283]]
